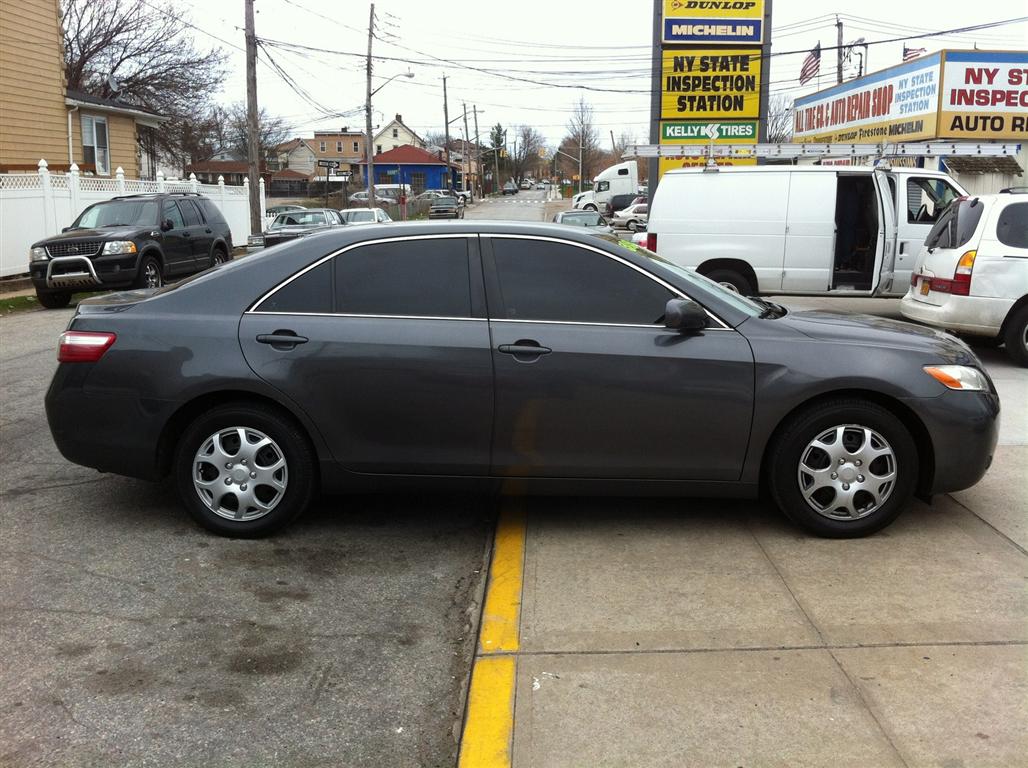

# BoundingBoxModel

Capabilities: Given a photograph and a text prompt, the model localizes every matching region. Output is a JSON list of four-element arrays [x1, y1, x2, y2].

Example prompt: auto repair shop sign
[[661, 50, 761, 119], [662, 0, 764, 44], [938, 50, 1028, 139]]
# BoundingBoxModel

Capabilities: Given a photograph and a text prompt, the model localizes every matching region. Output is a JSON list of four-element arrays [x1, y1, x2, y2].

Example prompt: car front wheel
[[174, 403, 317, 537], [36, 290, 71, 309], [768, 399, 917, 538], [1003, 304, 1028, 367], [134, 255, 163, 289]]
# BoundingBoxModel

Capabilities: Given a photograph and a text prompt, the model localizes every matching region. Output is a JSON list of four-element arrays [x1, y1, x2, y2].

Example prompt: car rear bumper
[[900, 288, 1011, 336]]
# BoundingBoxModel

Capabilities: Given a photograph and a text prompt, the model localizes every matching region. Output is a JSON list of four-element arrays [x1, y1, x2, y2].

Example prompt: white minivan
[[647, 166, 965, 297], [900, 191, 1028, 366]]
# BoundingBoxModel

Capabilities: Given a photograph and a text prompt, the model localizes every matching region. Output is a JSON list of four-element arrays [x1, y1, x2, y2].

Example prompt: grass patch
[[0, 291, 107, 316]]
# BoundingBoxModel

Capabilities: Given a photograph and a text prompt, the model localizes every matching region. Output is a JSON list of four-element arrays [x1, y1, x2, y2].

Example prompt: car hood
[[777, 309, 980, 364], [34, 226, 148, 245]]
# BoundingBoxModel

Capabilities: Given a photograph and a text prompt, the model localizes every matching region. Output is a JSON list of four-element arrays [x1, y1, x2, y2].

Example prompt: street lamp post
[[366, 71, 414, 204]]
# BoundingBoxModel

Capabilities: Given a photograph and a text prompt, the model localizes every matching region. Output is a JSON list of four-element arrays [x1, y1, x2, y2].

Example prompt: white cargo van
[[572, 161, 639, 213], [647, 166, 966, 296]]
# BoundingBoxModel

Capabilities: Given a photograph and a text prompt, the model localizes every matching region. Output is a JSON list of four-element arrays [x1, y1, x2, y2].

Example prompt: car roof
[[108, 192, 208, 200]]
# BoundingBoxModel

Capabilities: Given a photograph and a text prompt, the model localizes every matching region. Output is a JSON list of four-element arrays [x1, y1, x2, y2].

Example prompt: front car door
[[159, 200, 192, 274], [483, 235, 754, 480], [239, 234, 493, 475]]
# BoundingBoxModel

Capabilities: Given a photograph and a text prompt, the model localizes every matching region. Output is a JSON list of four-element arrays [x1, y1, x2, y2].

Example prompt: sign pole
[[648, 0, 662, 197], [758, 0, 773, 145]]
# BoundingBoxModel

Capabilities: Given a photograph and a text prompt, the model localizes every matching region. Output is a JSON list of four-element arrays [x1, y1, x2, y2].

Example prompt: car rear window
[[996, 202, 1028, 249], [924, 198, 984, 250]]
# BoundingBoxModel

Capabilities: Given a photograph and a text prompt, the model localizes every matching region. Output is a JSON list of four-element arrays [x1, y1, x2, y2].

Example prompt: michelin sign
[[663, 0, 765, 45]]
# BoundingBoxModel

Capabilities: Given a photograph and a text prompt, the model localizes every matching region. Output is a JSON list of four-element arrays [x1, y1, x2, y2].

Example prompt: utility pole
[[243, 0, 260, 234], [365, 3, 376, 204], [462, 103, 472, 197], [610, 130, 617, 155], [578, 138, 583, 194], [442, 75, 451, 190], [836, 16, 844, 84], [472, 105, 481, 196], [493, 129, 501, 195]]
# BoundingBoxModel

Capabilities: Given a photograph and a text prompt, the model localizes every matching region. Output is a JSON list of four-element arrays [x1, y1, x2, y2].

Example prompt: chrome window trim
[[250, 311, 486, 322], [247, 233, 479, 314], [483, 233, 731, 330]]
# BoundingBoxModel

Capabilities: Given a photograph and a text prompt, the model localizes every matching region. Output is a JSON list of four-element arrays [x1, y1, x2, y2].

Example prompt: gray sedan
[[46, 223, 998, 538]]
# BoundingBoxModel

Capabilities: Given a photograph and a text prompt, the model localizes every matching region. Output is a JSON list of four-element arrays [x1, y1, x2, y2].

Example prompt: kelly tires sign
[[658, 120, 757, 174], [661, 49, 762, 119], [662, 0, 765, 44]]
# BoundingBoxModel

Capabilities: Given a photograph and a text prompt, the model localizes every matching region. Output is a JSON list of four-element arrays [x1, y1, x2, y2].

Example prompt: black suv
[[29, 193, 233, 309]]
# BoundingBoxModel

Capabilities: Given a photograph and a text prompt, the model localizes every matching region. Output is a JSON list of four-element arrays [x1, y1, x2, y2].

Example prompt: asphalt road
[[0, 308, 493, 767], [464, 189, 550, 221]]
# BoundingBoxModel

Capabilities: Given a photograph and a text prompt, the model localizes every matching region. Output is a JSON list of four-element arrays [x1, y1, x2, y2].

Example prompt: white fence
[[0, 159, 265, 278]]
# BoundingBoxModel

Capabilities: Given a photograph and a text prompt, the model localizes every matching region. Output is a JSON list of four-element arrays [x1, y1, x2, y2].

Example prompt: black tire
[[627, 220, 639, 232], [210, 246, 229, 268], [583, 204, 597, 212], [134, 255, 163, 289], [767, 398, 918, 538], [174, 403, 317, 538], [1003, 304, 1028, 367], [36, 290, 71, 309], [704, 268, 754, 296]]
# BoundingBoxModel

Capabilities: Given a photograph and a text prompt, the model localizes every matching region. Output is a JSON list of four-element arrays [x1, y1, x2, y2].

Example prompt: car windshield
[[343, 210, 375, 223], [272, 211, 326, 227], [562, 213, 602, 226], [73, 199, 158, 228], [592, 234, 764, 318]]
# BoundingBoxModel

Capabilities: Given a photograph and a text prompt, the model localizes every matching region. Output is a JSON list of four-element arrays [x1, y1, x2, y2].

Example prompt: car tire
[[627, 220, 639, 232], [704, 268, 754, 295], [174, 403, 317, 538], [768, 398, 918, 538], [1003, 304, 1028, 367], [210, 246, 229, 268], [134, 255, 163, 289], [584, 204, 597, 212], [36, 290, 72, 309]]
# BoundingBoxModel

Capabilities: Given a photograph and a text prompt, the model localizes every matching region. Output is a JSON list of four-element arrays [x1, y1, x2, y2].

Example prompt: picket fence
[[0, 159, 265, 278]]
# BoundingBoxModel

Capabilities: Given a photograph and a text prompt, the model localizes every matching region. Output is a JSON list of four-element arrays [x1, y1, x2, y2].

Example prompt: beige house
[[272, 137, 318, 176], [0, 0, 164, 177], [374, 114, 424, 155], [311, 128, 364, 173]]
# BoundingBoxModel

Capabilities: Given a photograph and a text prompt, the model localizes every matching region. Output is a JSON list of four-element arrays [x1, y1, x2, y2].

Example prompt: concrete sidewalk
[[461, 340, 1027, 767]]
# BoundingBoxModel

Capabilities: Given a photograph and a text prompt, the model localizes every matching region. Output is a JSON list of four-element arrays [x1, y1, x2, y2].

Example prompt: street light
[[366, 70, 414, 205]]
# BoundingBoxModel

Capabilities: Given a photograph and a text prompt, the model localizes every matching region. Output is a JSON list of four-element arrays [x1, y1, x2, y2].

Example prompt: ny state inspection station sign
[[662, 0, 765, 44], [661, 49, 761, 119]]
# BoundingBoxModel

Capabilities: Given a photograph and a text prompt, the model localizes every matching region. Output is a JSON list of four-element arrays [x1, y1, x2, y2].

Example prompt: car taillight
[[952, 250, 976, 296], [58, 331, 116, 363], [646, 232, 657, 251]]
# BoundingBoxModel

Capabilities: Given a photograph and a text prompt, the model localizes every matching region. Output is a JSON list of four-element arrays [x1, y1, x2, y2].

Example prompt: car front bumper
[[30, 253, 140, 291]]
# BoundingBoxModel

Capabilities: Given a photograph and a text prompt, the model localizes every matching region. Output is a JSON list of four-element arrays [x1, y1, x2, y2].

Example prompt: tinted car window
[[925, 198, 984, 250], [256, 260, 332, 313], [162, 200, 185, 229], [335, 238, 471, 317], [996, 202, 1028, 249], [178, 200, 202, 226], [198, 198, 228, 226], [490, 238, 673, 325]]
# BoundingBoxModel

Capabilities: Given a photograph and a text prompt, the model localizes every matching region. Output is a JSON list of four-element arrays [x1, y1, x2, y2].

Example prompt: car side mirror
[[664, 298, 708, 333], [161, 219, 174, 231]]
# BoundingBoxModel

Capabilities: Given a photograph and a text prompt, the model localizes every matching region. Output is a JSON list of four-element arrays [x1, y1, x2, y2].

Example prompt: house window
[[392, 128, 398, 138], [81, 115, 109, 174], [353, 141, 359, 153], [376, 144, 382, 154], [320, 141, 326, 152], [336, 141, 342, 152], [411, 171, 426, 192]]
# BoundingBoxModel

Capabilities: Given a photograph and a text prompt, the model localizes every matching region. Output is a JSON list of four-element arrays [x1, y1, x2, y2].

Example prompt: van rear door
[[781, 172, 837, 292]]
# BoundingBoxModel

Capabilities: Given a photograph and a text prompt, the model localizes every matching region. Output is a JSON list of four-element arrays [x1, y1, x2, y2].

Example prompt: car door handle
[[205, 228, 213, 233], [256, 332, 309, 348], [498, 342, 551, 356], [182, 231, 191, 237]]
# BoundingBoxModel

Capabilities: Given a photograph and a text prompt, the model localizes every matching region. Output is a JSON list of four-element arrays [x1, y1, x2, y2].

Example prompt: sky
[[177, 0, 1028, 148]]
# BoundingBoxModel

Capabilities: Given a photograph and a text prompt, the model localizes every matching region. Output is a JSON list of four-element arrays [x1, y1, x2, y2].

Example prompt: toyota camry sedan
[[46, 223, 999, 538]]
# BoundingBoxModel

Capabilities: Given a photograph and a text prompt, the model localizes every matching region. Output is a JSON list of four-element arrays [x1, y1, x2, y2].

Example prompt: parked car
[[429, 196, 464, 219], [413, 191, 445, 202], [520, 179, 532, 190], [901, 191, 1028, 366], [502, 182, 518, 195], [426, 188, 471, 204], [266, 204, 305, 218], [260, 208, 345, 248], [647, 166, 965, 296], [611, 203, 649, 232], [46, 222, 997, 539], [606, 193, 637, 217], [535, 182, 547, 190], [348, 190, 397, 205], [340, 208, 393, 226], [29, 192, 232, 308], [552, 210, 613, 233]]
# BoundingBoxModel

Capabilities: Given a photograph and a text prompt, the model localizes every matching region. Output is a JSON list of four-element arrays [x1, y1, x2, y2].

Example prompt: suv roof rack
[[110, 191, 206, 200]]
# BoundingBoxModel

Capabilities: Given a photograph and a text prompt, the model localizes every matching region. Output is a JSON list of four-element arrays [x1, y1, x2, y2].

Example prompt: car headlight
[[923, 365, 989, 391], [102, 241, 137, 255], [30, 246, 49, 261]]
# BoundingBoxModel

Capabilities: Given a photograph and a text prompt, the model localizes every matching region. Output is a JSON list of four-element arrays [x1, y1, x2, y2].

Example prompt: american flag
[[800, 43, 821, 85], [903, 45, 927, 61]]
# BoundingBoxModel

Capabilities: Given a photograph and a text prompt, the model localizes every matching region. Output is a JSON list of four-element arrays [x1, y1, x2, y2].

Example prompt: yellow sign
[[662, 0, 765, 44], [661, 49, 761, 119], [937, 51, 1028, 139], [658, 155, 756, 178]]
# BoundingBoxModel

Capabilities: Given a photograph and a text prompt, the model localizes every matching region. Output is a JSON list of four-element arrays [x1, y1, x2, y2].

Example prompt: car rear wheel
[[1003, 304, 1028, 367], [703, 268, 754, 296], [627, 220, 639, 232], [36, 290, 71, 309], [768, 399, 917, 538], [174, 403, 316, 537], [134, 255, 163, 289]]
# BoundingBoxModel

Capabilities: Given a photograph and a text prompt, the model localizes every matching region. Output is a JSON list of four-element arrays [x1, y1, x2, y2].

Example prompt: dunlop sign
[[662, 0, 764, 44], [661, 50, 761, 119]]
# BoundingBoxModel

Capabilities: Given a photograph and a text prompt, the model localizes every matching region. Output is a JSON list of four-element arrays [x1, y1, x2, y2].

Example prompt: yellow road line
[[458, 503, 527, 767], [457, 655, 516, 768], [478, 504, 526, 654]]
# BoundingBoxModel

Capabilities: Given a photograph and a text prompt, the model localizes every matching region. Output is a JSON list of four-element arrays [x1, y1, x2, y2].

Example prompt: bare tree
[[222, 104, 289, 162], [562, 97, 601, 184], [766, 94, 794, 144], [423, 131, 448, 149], [511, 125, 545, 183], [61, 0, 227, 157]]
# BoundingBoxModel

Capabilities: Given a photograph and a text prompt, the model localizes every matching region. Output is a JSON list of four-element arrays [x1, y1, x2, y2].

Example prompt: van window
[[906, 177, 960, 224], [596, 181, 610, 192], [925, 198, 984, 250], [996, 202, 1028, 249]]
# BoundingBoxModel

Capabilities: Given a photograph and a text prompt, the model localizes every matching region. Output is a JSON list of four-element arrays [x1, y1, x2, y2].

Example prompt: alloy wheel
[[192, 427, 288, 521], [144, 261, 162, 288], [797, 424, 897, 520]]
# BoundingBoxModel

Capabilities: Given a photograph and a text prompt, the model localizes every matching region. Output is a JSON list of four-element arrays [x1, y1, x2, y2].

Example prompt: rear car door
[[160, 200, 192, 274], [239, 234, 493, 475], [484, 235, 754, 480], [177, 199, 211, 266]]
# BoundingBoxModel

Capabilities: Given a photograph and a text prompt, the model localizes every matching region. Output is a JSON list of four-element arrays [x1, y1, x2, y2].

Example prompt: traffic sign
[[317, 160, 340, 168]]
